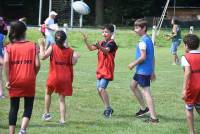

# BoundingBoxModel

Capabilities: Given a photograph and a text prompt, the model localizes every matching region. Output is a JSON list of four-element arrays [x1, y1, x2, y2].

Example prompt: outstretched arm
[[82, 33, 98, 51], [38, 38, 52, 60]]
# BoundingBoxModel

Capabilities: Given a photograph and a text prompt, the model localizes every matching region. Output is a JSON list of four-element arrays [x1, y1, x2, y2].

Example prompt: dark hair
[[172, 18, 179, 25], [55, 30, 67, 49], [103, 24, 114, 33], [134, 18, 148, 32], [183, 34, 199, 50], [8, 21, 27, 43]]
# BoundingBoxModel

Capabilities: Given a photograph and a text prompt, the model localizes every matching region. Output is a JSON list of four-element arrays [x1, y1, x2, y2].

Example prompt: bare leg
[[0, 65, 4, 97], [9, 126, 15, 134], [185, 109, 195, 134], [130, 80, 146, 110], [20, 117, 30, 131], [141, 87, 157, 119], [44, 91, 51, 113], [59, 95, 66, 122], [99, 89, 110, 108]]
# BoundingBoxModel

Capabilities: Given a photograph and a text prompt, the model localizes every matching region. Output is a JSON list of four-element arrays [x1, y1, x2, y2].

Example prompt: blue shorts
[[133, 74, 151, 88], [170, 40, 181, 54], [185, 104, 200, 111], [96, 78, 109, 90], [45, 35, 55, 48]]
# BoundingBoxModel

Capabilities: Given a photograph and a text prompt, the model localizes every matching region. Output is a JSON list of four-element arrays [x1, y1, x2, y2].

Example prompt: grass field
[[0, 28, 200, 134]]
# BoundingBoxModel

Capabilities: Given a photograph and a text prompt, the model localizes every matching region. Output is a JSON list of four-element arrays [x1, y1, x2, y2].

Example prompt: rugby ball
[[49, 24, 59, 31], [72, 1, 90, 15]]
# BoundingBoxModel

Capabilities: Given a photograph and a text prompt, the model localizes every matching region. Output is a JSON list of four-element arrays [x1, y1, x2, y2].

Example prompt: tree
[[95, 0, 104, 25]]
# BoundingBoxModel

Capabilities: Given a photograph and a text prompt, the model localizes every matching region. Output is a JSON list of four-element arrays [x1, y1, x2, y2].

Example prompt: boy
[[82, 24, 118, 118], [181, 34, 200, 134], [128, 18, 158, 123]]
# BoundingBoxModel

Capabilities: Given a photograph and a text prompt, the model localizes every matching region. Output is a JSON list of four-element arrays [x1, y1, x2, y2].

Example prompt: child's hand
[[5, 81, 10, 89], [182, 89, 186, 100], [151, 73, 156, 81], [81, 32, 88, 43], [74, 52, 80, 59], [38, 38, 45, 47], [128, 63, 134, 70]]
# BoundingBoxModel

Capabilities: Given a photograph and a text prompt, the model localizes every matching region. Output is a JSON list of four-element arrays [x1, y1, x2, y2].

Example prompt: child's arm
[[182, 66, 191, 100], [35, 47, 40, 75], [128, 49, 146, 70], [82, 33, 98, 51], [72, 52, 80, 65], [3, 50, 10, 89], [38, 38, 52, 60], [95, 42, 110, 54]]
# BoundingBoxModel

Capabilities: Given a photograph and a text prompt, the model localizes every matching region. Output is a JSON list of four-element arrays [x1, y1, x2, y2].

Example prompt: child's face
[[134, 26, 145, 36], [102, 28, 112, 40]]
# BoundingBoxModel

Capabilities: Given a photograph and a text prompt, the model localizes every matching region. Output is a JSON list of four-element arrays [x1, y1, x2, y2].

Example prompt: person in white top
[[44, 11, 58, 49]]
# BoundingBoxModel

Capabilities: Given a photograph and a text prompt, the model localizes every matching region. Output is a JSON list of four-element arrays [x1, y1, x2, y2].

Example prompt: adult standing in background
[[44, 11, 58, 49]]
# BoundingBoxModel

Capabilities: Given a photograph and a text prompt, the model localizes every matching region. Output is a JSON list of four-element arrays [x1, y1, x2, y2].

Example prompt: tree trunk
[[95, 0, 104, 25]]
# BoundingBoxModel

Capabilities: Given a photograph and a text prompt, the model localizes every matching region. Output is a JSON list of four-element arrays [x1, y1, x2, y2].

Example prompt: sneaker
[[103, 108, 114, 118], [42, 113, 52, 121], [18, 129, 26, 134], [59, 120, 66, 125], [144, 117, 159, 123], [135, 107, 149, 117], [0, 95, 5, 99]]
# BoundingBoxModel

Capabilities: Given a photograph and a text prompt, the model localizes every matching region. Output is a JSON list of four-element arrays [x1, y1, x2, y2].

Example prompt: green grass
[[0, 28, 200, 134]]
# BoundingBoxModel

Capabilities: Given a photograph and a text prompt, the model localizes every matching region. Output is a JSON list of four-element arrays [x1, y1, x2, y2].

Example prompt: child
[[4, 21, 40, 134], [39, 30, 80, 124], [0, 33, 4, 98], [181, 34, 200, 134], [82, 24, 118, 118], [128, 18, 158, 123], [167, 18, 181, 65]]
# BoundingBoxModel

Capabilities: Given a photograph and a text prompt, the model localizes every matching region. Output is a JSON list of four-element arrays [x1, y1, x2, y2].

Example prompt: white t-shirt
[[181, 50, 200, 67], [138, 41, 146, 50], [44, 17, 55, 36]]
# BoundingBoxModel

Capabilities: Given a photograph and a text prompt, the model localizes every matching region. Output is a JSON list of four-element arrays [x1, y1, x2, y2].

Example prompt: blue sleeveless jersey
[[135, 35, 154, 75]]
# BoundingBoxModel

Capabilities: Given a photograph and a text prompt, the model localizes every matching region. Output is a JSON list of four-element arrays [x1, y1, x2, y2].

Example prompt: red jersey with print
[[47, 45, 74, 96], [6, 41, 37, 97], [185, 53, 200, 104], [96, 40, 117, 80]]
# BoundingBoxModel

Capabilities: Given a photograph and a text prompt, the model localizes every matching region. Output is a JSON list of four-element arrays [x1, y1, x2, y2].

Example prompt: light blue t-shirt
[[135, 35, 154, 75]]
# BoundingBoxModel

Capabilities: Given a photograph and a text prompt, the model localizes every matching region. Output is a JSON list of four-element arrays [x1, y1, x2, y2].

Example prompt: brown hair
[[183, 34, 199, 50], [134, 18, 148, 32]]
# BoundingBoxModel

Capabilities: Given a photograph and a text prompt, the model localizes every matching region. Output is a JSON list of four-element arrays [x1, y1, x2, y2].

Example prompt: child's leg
[[20, 97, 34, 132], [0, 64, 4, 97], [185, 108, 195, 134], [97, 78, 111, 109], [44, 90, 52, 114], [141, 87, 157, 119], [59, 95, 66, 122], [9, 97, 20, 134], [99, 89, 110, 109], [130, 79, 146, 110]]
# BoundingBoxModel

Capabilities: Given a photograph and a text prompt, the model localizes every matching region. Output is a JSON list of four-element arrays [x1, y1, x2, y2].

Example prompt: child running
[[82, 24, 118, 118], [181, 34, 200, 134], [39, 30, 80, 124], [128, 18, 158, 123], [4, 20, 40, 134]]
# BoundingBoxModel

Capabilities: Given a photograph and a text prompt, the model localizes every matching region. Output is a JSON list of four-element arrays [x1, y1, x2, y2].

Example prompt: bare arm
[[38, 38, 53, 60], [182, 66, 191, 100], [128, 49, 146, 70], [82, 33, 98, 51], [72, 52, 80, 65], [95, 42, 110, 54], [4, 50, 10, 88], [35, 50, 40, 75]]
